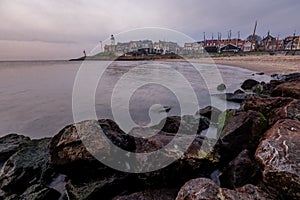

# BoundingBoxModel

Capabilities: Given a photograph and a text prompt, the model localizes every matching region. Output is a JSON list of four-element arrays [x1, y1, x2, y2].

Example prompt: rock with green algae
[[217, 109, 236, 132], [216, 110, 268, 162], [244, 96, 300, 125], [0, 134, 30, 163]]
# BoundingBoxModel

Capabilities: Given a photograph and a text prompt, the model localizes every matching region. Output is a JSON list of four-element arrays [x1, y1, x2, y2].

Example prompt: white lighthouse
[[110, 34, 115, 45]]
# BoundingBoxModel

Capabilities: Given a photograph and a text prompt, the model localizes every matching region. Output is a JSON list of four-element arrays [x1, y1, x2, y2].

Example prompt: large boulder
[[216, 110, 268, 162], [48, 119, 138, 199], [244, 96, 300, 125], [66, 173, 137, 200], [255, 119, 300, 199], [0, 134, 30, 164], [260, 79, 285, 96], [219, 149, 261, 189], [113, 188, 178, 200], [129, 126, 218, 188], [49, 119, 136, 176], [176, 178, 273, 200], [0, 138, 51, 195], [271, 78, 300, 99], [18, 184, 61, 200], [48, 118, 217, 199], [150, 115, 210, 135]]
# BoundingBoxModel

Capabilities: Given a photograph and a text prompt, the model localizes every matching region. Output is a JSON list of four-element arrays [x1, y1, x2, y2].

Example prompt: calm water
[[0, 60, 270, 138]]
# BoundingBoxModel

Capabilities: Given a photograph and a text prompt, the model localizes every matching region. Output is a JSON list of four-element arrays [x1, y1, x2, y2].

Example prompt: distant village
[[103, 32, 300, 57]]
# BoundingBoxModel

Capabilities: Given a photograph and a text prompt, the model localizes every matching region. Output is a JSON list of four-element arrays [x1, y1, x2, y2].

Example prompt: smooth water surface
[[0, 60, 270, 138]]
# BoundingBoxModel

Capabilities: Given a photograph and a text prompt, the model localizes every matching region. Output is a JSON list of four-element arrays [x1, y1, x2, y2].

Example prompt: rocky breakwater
[[0, 72, 299, 199]]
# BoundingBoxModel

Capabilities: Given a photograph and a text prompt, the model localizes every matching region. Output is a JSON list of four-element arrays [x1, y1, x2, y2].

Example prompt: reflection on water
[[0, 60, 270, 138]]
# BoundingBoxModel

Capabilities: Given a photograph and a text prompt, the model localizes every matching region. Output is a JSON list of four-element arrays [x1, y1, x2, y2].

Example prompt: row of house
[[183, 40, 253, 54], [104, 36, 181, 55], [104, 34, 300, 55], [184, 34, 300, 53]]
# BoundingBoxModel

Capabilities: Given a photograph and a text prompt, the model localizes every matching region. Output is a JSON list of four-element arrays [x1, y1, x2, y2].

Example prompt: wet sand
[[207, 55, 300, 75]]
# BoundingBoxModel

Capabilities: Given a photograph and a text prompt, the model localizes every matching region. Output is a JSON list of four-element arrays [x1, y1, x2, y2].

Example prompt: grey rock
[[216, 111, 268, 162], [256, 72, 265, 75], [271, 72, 300, 81], [130, 127, 218, 187], [176, 178, 272, 200], [150, 115, 210, 135], [0, 138, 51, 195], [20, 184, 60, 200], [66, 173, 137, 200], [217, 83, 226, 91], [241, 79, 259, 90], [49, 119, 136, 176], [113, 188, 178, 200], [214, 93, 253, 103], [219, 149, 261, 189], [271, 77, 300, 99], [0, 134, 30, 164], [244, 96, 300, 125], [196, 106, 222, 123], [255, 119, 300, 199], [233, 89, 244, 94]]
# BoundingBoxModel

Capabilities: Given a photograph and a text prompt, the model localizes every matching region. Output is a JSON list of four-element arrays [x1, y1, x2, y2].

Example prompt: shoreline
[[72, 54, 300, 75], [187, 55, 300, 75], [212, 55, 300, 75]]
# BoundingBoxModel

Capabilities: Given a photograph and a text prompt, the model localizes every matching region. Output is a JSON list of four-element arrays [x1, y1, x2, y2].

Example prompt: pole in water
[[83, 50, 86, 57]]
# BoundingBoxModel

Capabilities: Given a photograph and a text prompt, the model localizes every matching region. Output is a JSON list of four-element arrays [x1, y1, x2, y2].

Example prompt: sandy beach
[[165, 55, 300, 75], [210, 55, 300, 75]]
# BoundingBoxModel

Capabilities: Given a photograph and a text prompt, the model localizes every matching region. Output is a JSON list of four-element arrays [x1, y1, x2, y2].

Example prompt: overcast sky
[[0, 0, 299, 60]]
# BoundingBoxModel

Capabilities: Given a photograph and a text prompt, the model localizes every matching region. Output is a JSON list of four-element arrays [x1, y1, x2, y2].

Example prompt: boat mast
[[250, 20, 257, 51]]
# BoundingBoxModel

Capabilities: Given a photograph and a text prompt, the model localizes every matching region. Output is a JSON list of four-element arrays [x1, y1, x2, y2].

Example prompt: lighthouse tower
[[110, 34, 115, 45]]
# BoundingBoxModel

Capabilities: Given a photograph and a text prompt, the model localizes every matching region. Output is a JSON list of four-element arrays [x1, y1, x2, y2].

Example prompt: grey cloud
[[0, 0, 299, 60]]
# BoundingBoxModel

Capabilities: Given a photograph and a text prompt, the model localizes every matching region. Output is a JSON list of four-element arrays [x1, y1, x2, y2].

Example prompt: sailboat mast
[[251, 20, 257, 51]]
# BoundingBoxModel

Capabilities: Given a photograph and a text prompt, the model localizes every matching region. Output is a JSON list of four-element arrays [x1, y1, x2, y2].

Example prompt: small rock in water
[[241, 79, 259, 90], [233, 89, 245, 94], [196, 106, 222, 123], [217, 83, 226, 91]]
